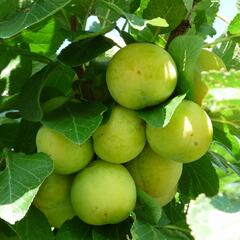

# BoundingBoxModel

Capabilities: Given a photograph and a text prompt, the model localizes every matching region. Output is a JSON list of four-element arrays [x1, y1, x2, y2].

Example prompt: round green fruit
[[197, 48, 226, 72], [147, 100, 213, 163], [106, 43, 177, 110], [33, 173, 75, 228], [191, 49, 226, 105], [93, 105, 146, 163], [36, 126, 94, 174], [126, 145, 182, 206], [71, 160, 136, 225]]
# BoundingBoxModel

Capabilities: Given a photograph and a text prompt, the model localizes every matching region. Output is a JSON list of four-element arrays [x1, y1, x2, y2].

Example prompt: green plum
[[147, 100, 213, 163], [36, 126, 94, 174], [106, 43, 177, 110], [71, 160, 136, 225], [126, 145, 182, 206], [33, 173, 75, 228], [93, 105, 146, 164], [178, 48, 226, 105]]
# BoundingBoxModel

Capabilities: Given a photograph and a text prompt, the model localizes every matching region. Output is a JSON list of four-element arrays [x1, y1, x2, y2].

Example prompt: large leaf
[[58, 35, 115, 66], [11, 207, 54, 240], [187, 194, 240, 240], [137, 94, 186, 128], [21, 18, 65, 58], [42, 101, 107, 144], [228, 13, 240, 35], [55, 217, 92, 240], [0, 150, 53, 224], [19, 64, 58, 122], [143, 0, 188, 32], [0, 0, 71, 38], [168, 35, 204, 100], [179, 153, 219, 201]]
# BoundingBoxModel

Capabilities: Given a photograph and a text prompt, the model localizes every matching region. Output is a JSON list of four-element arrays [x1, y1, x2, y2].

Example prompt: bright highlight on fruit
[[36, 126, 94, 174], [147, 100, 213, 163], [106, 43, 177, 110], [71, 160, 136, 225], [126, 145, 182, 206], [93, 105, 146, 163]]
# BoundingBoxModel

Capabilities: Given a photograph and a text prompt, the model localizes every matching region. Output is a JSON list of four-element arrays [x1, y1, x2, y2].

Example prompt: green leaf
[[92, 220, 132, 240], [214, 39, 240, 70], [0, 0, 71, 39], [0, 0, 18, 21], [179, 153, 219, 201], [12, 207, 54, 240], [135, 189, 162, 225], [138, 94, 186, 128], [0, 150, 53, 224], [55, 217, 92, 240], [168, 35, 204, 100], [58, 36, 115, 66], [190, 0, 220, 38], [8, 43, 32, 95], [14, 120, 41, 154], [22, 18, 65, 58], [228, 13, 240, 35], [143, 0, 188, 32], [182, 0, 193, 11], [131, 214, 190, 240], [187, 194, 240, 240], [42, 101, 107, 144], [0, 94, 20, 113], [45, 64, 74, 96], [19, 64, 57, 122], [0, 122, 19, 150]]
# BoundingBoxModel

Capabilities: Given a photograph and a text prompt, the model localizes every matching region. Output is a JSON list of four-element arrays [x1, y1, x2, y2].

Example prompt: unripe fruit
[[188, 49, 226, 105], [147, 100, 213, 163], [93, 105, 146, 163], [33, 173, 75, 228], [36, 126, 94, 174], [106, 43, 177, 109], [71, 160, 136, 225], [126, 145, 182, 206]]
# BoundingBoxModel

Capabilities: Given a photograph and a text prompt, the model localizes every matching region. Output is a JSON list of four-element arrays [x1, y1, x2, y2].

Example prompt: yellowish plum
[[106, 43, 177, 110], [126, 145, 182, 206], [93, 105, 146, 164], [36, 126, 94, 174], [33, 173, 75, 228], [71, 160, 136, 225], [147, 100, 213, 163]]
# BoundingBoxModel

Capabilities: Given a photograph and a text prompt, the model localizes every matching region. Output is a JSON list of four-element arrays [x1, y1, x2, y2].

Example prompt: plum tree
[[126, 145, 182, 206], [33, 173, 75, 228], [36, 126, 94, 174], [147, 100, 213, 163], [71, 160, 136, 225], [106, 43, 177, 110], [93, 105, 146, 163]]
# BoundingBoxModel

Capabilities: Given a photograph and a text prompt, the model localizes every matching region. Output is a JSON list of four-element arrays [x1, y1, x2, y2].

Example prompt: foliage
[[0, 0, 240, 239]]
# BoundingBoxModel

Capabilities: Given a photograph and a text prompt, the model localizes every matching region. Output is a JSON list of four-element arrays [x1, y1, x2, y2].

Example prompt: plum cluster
[[34, 43, 225, 228]]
